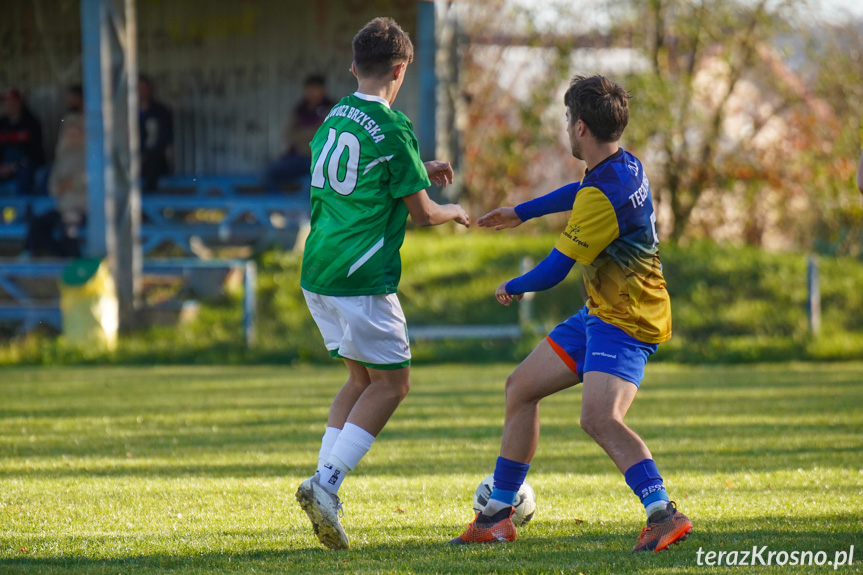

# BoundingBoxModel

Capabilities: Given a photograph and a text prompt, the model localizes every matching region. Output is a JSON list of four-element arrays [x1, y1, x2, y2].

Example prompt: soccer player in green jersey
[[295, 17, 470, 550]]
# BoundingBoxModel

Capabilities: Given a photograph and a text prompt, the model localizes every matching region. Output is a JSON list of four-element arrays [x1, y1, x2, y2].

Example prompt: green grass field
[[1, 363, 861, 574]]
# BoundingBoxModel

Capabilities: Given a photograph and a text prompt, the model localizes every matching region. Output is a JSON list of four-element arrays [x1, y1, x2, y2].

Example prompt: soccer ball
[[472, 474, 536, 526]]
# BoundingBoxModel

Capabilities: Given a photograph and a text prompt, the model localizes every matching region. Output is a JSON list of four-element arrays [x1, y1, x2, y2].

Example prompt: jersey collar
[[353, 92, 391, 109], [584, 148, 623, 176]]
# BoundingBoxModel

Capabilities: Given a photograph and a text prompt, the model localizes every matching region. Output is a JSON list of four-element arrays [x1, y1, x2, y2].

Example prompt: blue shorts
[[546, 306, 658, 387]]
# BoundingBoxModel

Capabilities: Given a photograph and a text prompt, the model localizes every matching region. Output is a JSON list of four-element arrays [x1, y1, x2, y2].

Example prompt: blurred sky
[[815, 0, 863, 21], [506, 0, 863, 30]]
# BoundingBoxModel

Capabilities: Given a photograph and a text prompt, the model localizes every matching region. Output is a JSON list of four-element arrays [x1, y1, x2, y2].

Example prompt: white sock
[[318, 455, 351, 494], [646, 500, 669, 518], [317, 427, 341, 474], [317, 422, 375, 495], [482, 498, 512, 516]]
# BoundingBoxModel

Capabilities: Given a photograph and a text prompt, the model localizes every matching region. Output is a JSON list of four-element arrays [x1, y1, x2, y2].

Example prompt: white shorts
[[302, 288, 411, 369]]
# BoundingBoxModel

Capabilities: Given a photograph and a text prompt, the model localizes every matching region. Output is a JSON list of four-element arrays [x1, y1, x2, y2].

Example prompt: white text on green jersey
[[325, 105, 386, 143]]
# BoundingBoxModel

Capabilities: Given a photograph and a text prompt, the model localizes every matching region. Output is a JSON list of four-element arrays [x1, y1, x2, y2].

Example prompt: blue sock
[[488, 456, 530, 506], [624, 458, 670, 516]]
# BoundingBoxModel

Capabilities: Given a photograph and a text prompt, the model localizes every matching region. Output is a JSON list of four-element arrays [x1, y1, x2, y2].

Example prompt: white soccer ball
[[472, 473, 536, 526]]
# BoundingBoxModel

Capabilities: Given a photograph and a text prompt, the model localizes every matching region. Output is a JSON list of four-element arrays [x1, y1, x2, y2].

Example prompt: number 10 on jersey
[[311, 127, 361, 196]]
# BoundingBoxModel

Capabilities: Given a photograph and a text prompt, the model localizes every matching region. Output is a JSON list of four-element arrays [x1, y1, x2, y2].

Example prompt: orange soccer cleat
[[448, 506, 518, 545], [633, 501, 692, 552]]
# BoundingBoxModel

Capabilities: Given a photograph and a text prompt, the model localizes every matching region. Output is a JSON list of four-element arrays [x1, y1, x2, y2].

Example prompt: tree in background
[[802, 17, 863, 257], [453, 0, 581, 219], [451, 0, 863, 254], [610, 0, 832, 243]]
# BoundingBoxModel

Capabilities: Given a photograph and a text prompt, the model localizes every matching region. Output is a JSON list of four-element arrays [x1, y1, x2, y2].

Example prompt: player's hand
[[424, 161, 454, 188], [451, 204, 470, 227], [478, 207, 522, 231], [495, 281, 524, 306]]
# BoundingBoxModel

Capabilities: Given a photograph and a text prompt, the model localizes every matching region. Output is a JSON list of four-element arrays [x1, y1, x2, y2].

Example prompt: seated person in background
[[33, 85, 85, 196], [0, 88, 45, 194], [65, 84, 84, 114], [262, 74, 333, 191], [23, 111, 87, 258], [138, 75, 173, 192]]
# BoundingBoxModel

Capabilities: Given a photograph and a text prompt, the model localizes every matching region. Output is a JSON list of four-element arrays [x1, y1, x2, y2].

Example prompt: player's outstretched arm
[[495, 248, 575, 306], [478, 207, 522, 230], [495, 281, 523, 306], [479, 182, 582, 231], [403, 189, 470, 228]]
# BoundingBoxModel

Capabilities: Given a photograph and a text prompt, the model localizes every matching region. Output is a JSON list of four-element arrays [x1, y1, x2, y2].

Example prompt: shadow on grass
[[3, 420, 861, 479], [2, 363, 861, 480], [3, 516, 861, 574], [0, 535, 685, 575]]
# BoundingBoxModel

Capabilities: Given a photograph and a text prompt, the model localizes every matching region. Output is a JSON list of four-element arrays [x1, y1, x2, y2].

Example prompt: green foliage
[[399, 231, 582, 327], [656, 241, 863, 362], [1, 363, 861, 573], [3, 232, 863, 365]]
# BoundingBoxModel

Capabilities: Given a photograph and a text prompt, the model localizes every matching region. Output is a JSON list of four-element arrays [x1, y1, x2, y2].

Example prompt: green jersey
[[301, 92, 432, 296]]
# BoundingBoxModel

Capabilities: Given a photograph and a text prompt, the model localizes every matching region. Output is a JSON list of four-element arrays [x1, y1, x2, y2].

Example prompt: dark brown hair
[[564, 75, 630, 143], [352, 17, 414, 79]]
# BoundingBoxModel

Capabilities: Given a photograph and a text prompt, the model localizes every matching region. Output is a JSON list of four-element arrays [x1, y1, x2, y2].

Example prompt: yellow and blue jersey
[[554, 149, 671, 344]]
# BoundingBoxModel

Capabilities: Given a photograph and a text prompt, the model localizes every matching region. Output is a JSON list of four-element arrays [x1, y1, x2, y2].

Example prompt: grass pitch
[[1, 363, 861, 574]]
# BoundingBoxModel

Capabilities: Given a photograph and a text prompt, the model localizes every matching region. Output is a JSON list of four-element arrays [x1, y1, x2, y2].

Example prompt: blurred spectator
[[32, 85, 84, 196], [23, 108, 87, 258], [66, 84, 84, 114], [262, 74, 333, 191], [0, 88, 45, 194], [138, 75, 173, 192]]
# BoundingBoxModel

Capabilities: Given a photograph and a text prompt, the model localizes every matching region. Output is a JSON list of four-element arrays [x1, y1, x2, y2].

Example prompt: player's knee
[[346, 373, 372, 390], [580, 411, 619, 439], [371, 367, 410, 397], [389, 377, 410, 400], [504, 373, 520, 405], [504, 372, 517, 393], [505, 372, 536, 406], [579, 413, 601, 438]]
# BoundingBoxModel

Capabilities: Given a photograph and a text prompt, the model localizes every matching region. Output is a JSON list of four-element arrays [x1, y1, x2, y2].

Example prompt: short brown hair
[[352, 17, 414, 79], [564, 75, 630, 143]]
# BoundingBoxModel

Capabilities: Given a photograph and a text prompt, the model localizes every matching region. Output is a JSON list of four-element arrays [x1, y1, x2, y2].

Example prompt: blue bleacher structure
[[1, 174, 310, 255], [0, 262, 65, 331], [140, 174, 310, 255], [0, 195, 56, 246], [0, 174, 309, 335], [0, 259, 256, 346]]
